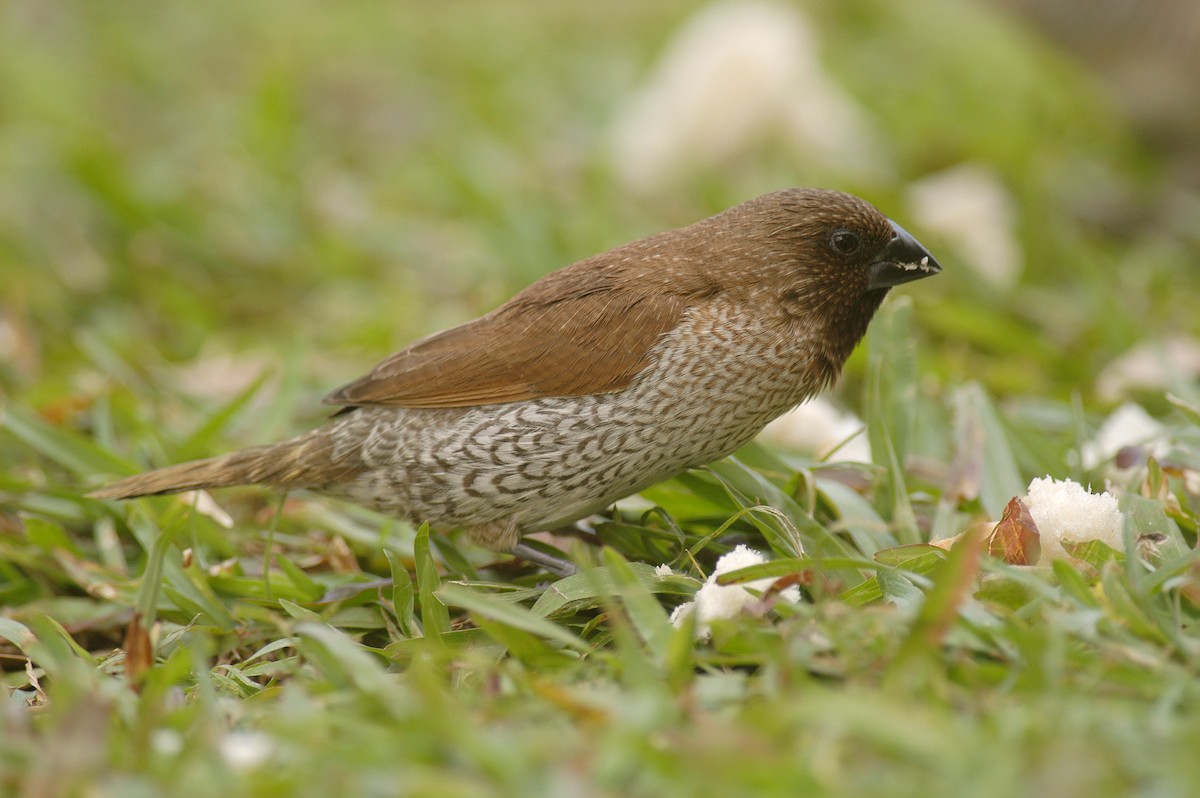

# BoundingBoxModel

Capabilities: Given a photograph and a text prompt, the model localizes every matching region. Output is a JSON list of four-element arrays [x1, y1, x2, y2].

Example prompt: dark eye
[[829, 229, 861, 256]]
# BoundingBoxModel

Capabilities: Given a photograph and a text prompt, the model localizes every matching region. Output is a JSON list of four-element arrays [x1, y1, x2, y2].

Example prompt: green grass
[[3, 1, 1200, 796]]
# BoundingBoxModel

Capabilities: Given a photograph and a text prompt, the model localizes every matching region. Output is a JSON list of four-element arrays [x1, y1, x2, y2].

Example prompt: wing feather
[[323, 255, 698, 409]]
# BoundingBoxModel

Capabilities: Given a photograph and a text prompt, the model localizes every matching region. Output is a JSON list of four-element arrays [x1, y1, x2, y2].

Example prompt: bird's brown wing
[[323, 265, 692, 409]]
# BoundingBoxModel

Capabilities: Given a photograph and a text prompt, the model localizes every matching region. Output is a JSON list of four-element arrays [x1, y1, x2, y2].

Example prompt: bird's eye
[[829, 229, 861, 256]]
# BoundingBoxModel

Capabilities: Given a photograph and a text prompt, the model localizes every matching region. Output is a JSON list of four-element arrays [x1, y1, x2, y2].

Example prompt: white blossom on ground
[[176, 350, 276, 402], [608, 0, 883, 192], [1080, 402, 1169, 470], [218, 731, 274, 770], [1023, 477, 1124, 563], [758, 397, 871, 463], [905, 164, 1022, 291], [151, 729, 184, 757], [669, 545, 801, 638], [180, 489, 234, 529], [1097, 336, 1200, 401]]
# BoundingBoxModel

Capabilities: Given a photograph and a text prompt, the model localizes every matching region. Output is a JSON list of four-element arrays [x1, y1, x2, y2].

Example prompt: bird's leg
[[510, 542, 578, 578], [467, 517, 578, 577]]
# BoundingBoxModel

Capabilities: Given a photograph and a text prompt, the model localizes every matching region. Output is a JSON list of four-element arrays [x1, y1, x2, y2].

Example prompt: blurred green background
[[3, 0, 1197, 437], [4, 3, 1200, 796]]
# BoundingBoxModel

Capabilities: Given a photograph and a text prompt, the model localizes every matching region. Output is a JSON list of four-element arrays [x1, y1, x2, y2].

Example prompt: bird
[[89, 188, 941, 575]]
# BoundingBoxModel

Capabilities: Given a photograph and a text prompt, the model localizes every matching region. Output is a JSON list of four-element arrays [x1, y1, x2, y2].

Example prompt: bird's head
[[706, 188, 941, 344], [742, 187, 939, 292]]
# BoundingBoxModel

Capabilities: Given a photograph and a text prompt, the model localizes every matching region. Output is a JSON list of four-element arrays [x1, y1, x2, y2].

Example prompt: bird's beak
[[867, 221, 942, 290]]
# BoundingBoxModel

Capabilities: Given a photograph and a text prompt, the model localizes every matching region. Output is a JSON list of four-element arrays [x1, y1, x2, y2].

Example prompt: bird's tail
[[87, 429, 360, 500]]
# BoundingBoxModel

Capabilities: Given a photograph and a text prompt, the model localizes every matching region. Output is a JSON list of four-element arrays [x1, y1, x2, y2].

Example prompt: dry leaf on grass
[[986, 496, 1041, 565]]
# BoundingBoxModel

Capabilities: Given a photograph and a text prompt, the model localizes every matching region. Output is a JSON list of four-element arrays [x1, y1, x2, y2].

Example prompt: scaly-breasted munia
[[90, 189, 941, 573]]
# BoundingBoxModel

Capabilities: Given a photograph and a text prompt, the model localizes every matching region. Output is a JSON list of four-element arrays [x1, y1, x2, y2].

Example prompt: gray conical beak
[[867, 221, 942, 290]]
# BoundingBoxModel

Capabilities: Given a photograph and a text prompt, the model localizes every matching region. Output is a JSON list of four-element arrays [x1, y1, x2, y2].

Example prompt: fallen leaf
[[929, 533, 962, 551], [123, 613, 153, 688], [987, 496, 1041, 565], [761, 571, 809, 601]]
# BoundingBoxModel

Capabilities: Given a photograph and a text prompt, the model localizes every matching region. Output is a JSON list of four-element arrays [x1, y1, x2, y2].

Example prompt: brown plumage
[[89, 188, 941, 574]]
